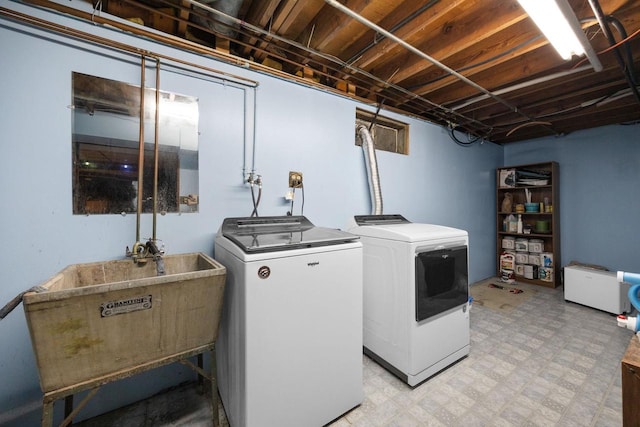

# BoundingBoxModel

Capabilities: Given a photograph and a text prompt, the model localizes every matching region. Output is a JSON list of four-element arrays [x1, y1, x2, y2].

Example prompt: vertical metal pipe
[[153, 59, 161, 240], [242, 88, 248, 181], [136, 56, 146, 243], [242, 86, 258, 181], [251, 87, 257, 174]]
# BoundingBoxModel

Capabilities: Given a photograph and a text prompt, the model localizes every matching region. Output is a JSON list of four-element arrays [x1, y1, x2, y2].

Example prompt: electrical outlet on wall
[[289, 171, 303, 188]]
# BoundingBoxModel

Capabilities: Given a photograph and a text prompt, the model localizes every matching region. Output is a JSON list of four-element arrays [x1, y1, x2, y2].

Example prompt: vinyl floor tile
[[75, 278, 630, 427]]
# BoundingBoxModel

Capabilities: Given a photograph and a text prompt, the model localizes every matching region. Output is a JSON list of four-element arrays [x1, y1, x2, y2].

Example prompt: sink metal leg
[[60, 388, 100, 427], [211, 347, 218, 427], [64, 395, 73, 426], [178, 347, 219, 425], [42, 398, 54, 427], [197, 353, 204, 393], [40, 346, 217, 426]]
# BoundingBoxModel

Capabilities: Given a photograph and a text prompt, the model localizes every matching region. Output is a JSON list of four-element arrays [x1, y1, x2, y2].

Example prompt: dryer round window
[[257, 266, 271, 279]]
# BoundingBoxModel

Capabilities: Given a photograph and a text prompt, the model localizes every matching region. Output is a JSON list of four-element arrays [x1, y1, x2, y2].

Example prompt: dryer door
[[415, 245, 468, 322]]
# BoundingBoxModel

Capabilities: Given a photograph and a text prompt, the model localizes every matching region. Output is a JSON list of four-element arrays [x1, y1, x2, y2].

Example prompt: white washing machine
[[214, 216, 363, 427], [347, 214, 470, 387]]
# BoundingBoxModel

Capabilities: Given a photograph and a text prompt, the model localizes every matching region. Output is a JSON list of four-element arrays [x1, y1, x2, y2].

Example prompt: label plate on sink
[[100, 295, 152, 317]]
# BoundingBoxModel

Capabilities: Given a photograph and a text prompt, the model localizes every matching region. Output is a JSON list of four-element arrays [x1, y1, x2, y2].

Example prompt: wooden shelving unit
[[622, 336, 640, 426], [496, 162, 560, 288]]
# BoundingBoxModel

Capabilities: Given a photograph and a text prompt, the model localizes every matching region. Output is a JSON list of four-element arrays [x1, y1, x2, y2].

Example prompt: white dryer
[[347, 214, 470, 387], [215, 216, 363, 427]]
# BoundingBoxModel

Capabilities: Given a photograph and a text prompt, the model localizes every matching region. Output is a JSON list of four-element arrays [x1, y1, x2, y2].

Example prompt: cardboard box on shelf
[[499, 169, 516, 188]]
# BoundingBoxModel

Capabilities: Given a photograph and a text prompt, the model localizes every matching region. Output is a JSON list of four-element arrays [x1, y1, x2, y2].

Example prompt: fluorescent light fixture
[[518, 0, 602, 71]]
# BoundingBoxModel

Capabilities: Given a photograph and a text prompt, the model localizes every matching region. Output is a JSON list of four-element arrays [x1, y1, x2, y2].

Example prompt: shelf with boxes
[[496, 162, 560, 288]]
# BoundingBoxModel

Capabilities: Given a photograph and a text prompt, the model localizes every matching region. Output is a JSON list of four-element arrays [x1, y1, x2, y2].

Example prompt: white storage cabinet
[[564, 265, 630, 314]]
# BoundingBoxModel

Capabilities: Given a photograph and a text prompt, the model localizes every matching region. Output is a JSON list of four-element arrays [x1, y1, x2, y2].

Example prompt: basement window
[[356, 109, 409, 155]]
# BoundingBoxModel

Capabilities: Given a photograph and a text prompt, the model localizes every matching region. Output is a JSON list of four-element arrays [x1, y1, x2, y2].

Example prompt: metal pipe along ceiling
[[1, 4, 261, 184], [0, 4, 258, 89], [322, 0, 544, 127], [13, 0, 494, 136], [182, 0, 495, 133], [191, 0, 243, 37], [450, 65, 593, 111]]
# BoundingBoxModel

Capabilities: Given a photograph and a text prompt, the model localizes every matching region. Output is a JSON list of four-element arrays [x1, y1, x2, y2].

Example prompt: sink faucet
[[126, 239, 165, 275], [145, 240, 166, 276]]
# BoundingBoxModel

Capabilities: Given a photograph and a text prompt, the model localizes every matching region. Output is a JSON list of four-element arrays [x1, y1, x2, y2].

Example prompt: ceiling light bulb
[[518, 0, 586, 60]]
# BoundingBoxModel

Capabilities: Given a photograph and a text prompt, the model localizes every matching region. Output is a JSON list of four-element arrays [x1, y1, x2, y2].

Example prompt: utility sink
[[23, 253, 226, 393]]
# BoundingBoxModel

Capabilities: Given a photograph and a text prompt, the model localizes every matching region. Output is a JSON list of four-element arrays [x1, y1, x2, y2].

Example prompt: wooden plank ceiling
[[46, 0, 640, 143]]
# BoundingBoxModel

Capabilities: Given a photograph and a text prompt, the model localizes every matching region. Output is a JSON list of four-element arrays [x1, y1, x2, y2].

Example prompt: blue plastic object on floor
[[616, 271, 640, 334]]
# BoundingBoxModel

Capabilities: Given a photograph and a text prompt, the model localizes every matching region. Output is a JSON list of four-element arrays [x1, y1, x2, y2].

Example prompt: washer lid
[[348, 216, 467, 242], [220, 216, 358, 253]]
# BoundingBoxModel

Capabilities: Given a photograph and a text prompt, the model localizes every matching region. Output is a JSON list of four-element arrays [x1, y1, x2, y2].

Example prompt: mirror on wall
[[72, 72, 199, 215]]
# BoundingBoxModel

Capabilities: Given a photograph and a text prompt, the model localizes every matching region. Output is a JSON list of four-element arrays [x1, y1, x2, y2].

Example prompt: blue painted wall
[[4, 2, 638, 424], [0, 2, 501, 424], [504, 125, 640, 273]]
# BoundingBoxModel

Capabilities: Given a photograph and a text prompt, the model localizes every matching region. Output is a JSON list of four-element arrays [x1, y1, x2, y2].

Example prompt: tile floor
[[78, 278, 632, 426]]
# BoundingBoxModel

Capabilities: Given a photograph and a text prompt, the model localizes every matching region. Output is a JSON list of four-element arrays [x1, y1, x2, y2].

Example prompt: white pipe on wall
[[357, 125, 383, 215]]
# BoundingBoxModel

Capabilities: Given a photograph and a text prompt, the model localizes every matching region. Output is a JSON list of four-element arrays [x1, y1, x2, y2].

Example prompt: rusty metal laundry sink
[[22, 252, 226, 427]]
